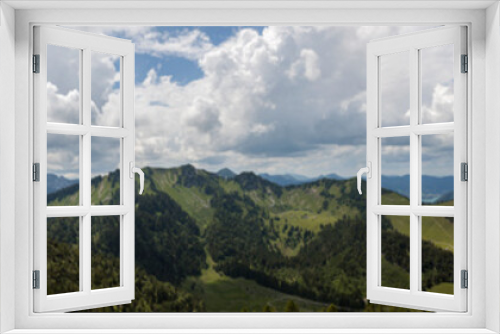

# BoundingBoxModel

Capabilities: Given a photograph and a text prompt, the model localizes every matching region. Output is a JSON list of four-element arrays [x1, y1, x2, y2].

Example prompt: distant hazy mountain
[[217, 168, 236, 179], [288, 173, 310, 182], [435, 190, 454, 203], [381, 175, 454, 203], [258, 173, 303, 186], [317, 173, 345, 181], [47, 174, 78, 194], [259, 172, 344, 187]]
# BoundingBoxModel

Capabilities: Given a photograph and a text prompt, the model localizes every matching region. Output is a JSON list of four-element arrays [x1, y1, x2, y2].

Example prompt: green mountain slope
[[47, 165, 454, 312]]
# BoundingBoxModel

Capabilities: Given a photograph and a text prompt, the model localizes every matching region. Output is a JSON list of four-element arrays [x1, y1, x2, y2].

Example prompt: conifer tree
[[284, 300, 300, 312]]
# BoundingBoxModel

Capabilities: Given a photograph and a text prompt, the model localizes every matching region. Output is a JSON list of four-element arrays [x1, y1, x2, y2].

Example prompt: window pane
[[421, 133, 454, 205], [91, 137, 121, 205], [47, 217, 80, 295], [92, 216, 120, 290], [381, 137, 410, 205], [421, 217, 454, 294], [91, 51, 121, 127], [380, 51, 410, 127], [47, 133, 79, 206], [420, 44, 454, 124], [47, 44, 80, 124], [381, 215, 410, 289]]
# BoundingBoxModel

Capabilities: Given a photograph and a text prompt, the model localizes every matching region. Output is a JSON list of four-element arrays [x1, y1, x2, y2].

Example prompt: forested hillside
[[47, 165, 454, 312]]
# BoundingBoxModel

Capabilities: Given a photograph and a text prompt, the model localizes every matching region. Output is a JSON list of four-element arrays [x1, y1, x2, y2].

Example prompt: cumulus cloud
[[182, 97, 221, 133], [137, 29, 213, 60], [47, 133, 79, 179], [48, 25, 454, 178], [71, 26, 213, 61], [421, 43, 454, 123], [287, 49, 321, 81], [47, 83, 80, 124], [47, 44, 80, 96], [421, 84, 454, 124], [91, 52, 121, 126], [126, 27, 357, 175]]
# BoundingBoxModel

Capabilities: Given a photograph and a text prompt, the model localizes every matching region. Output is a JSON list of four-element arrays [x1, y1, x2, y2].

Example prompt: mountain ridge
[[48, 169, 454, 203], [47, 173, 78, 194], [48, 165, 454, 312]]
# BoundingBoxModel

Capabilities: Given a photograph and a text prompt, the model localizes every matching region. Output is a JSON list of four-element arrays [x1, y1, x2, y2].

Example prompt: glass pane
[[47, 44, 80, 124], [91, 137, 121, 205], [47, 217, 80, 295], [421, 133, 454, 205], [421, 44, 454, 124], [380, 51, 410, 127], [91, 51, 121, 127], [91, 216, 120, 290], [381, 215, 410, 289], [47, 133, 79, 206], [381, 137, 410, 205], [421, 217, 454, 294]]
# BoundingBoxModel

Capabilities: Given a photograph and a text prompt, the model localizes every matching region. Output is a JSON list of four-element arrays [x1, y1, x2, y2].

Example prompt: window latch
[[129, 162, 145, 195], [357, 162, 372, 195]]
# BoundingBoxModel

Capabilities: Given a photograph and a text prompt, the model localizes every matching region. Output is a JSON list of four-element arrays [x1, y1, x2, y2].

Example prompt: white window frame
[[365, 26, 467, 312], [1, 2, 499, 333], [32, 25, 136, 313]]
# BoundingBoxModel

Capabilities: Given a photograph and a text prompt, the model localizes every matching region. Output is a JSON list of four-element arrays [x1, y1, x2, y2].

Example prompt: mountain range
[[381, 175, 454, 203], [258, 172, 344, 186], [216, 168, 344, 186], [47, 173, 78, 194], [216, 169, 453, 203], [48, 170, 454, 204], [47, 165, 454, 313]]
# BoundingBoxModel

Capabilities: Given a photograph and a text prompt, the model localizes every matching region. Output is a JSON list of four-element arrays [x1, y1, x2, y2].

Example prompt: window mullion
[[82, 47, 92, 294], [409, 47, 419, 294]]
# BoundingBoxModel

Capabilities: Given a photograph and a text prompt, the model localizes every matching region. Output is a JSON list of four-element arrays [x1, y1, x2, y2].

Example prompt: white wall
[[0, 2, 16, 333], [485, 2, 500, 332], [7, 5, 494, 331]]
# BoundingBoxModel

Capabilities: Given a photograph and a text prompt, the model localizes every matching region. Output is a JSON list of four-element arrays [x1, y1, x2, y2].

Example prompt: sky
[[46, 26, 454, 179]]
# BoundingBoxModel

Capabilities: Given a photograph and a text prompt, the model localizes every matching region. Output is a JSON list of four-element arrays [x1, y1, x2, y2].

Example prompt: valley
[[47, 165, 454, 312]]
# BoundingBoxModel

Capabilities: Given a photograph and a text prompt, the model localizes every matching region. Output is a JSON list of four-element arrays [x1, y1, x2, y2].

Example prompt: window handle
[[129, 162, 145, 195], [357, 162, 372, 195]]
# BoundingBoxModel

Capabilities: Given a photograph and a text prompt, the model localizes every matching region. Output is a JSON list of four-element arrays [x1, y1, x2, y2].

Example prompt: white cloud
[[182, 97, 221, 133], [91, 52, 121, 126], [49, 25, 454, 178], [131, 26, 456, 176], [287, 49, 321, 82], [71, 26, 214, 61], [421, 83, 454, 124], [47, 132, 79, 179], [138, 29, 213, 60], [128, 26, 375, 176], [47, 44, 80, 96], [421, 43, 454, 123], [47, 83, 80, 124]]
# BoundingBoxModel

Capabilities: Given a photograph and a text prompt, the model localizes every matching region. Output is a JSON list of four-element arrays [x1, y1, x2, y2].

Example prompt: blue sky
[[115, 26, 266, 85], [48, 26, 454, 179]]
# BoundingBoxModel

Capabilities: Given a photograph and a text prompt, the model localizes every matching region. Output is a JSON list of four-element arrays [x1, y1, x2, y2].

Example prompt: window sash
[[32, 25, 136, 313], [366, 26, 467, 312]]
